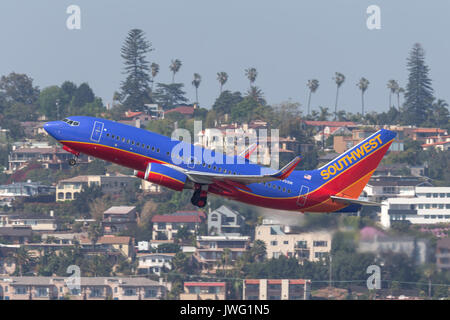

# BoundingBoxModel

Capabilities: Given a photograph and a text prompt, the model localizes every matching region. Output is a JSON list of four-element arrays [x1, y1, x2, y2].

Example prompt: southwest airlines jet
[[43, 116, 396, 212]]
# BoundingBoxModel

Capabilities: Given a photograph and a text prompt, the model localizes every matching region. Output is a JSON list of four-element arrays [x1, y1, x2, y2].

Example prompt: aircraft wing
[[330, 196, 382, 207], [167, 156, 301, 185]]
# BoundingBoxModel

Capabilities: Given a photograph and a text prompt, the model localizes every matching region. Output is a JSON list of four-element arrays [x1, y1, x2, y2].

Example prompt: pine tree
[[120, 29, 153, 110], [404, 43, 434, 126]]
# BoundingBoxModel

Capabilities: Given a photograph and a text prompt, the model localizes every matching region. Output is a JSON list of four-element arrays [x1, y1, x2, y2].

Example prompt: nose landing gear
[[191, 185, 208, 208]]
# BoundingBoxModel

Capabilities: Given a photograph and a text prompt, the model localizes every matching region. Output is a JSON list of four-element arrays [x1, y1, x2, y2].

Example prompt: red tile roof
[[303, 120, 356, 127], [164, 106, 195, 115], [421, 141, 450, 147], [124, 111, 143, 118], [411, 128, 446, 133]]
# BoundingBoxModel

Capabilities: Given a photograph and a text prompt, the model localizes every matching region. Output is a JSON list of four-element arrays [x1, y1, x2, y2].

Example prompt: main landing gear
[[68, 157, 78, 166], [191, 184, 208, 208]]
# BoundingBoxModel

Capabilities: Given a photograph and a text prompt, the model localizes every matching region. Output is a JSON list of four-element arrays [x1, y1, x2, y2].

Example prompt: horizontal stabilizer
[[330, 196, 382, 207]]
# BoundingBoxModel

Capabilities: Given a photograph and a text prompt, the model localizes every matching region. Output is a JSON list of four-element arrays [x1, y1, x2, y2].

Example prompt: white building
[[137, 253, 174, 275], [380, 187, 450, 228], [255, 223, 333, 262]]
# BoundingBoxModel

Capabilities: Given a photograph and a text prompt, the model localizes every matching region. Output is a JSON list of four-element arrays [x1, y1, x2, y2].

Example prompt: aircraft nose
[[43, 121, 62, 139]]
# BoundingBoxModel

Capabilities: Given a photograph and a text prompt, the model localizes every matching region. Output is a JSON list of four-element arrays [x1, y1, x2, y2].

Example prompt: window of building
[[270, 241, 278, 246], [313, 241, 327, 247]]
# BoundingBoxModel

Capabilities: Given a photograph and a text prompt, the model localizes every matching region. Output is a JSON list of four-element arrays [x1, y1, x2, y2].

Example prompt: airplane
[[43, 116, 396, 213]]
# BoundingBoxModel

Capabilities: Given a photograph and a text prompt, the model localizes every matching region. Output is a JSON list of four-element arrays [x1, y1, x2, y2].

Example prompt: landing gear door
[[90, 121, 104, 142], [296, 185, 310, 207]]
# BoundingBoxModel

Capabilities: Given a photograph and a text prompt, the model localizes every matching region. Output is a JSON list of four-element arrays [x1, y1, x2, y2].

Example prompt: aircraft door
[[296, 185, 310, 207], [90, 121, 104, 142]]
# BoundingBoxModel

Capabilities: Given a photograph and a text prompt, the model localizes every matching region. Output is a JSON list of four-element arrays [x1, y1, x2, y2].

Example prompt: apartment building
[[255, 223, 332, 262], [79, 235, 135, 260], [8, 144, 90, 173], [0, 276, 166, 300], [180, 282, 226, 300], [207, 205, 245, 236], [0, 227, 32, 244], [0, 214, 57, 231], [363, 176, 432, 203], [151, 211, 206, 241], [243, 279, 311, 300], [56, 174, 137, 201], [380, 187, 450, 228], [195, 236, 250, 268], [137, 253, 174, 275], [436, 238, 450, 272], [102, 206, 137, 234]]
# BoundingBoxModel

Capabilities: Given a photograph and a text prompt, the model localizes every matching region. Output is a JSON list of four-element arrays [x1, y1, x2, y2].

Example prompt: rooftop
[[0, 276, 162, 287], [103, 206, 136, 215]]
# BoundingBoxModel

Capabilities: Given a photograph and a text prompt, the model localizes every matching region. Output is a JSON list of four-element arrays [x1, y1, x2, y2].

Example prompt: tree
[[191, 73, 201, 104], [231, 97, 259, 122], [245, 86, 266, 105], [88, 222, 103, 249], [386, 79, 399, 109], [403, 43, 435, 126], [357, 77, 369, 116], [120, 29, 153, 110], [217, 72, 228, 94], [151, 62, 160, 91], [245, 67, 258, 87], [39, 86, 66, 119], [306, 79, 319, 116], [152, 83, 188, 108], [0, 72, 39, 121], [71, 82, 95, 109], [395, 86, 405, 110], [13, 247, 33, 276], [318, 106, 331, 121], [170, 59, 182, 83], [212, 90, 243, 116], [333, 72, 345, 120], [251, 240, 266, 262], [0, 72, 39, 105], [427, 99, 450, 128]]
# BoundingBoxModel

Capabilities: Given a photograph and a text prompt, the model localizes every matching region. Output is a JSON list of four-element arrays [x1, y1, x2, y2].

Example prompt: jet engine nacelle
[[135, 163, 189, 191]]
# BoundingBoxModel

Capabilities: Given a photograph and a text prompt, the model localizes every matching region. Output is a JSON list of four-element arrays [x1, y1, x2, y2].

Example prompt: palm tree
[[192, 73, 201, 104], [13, 247, 33, 276], [318, 106, 331, 121], [251, 240, 266, 262], [245, 67, 258, 87], [395, 86, 405, 110], [150, 63, 160, 90], [333, 72, 345, 120], [246, 86, 265, 105], [357, 77, 370, 116], [169, 59, 182, 83], [88, 222, 102, 250], [387, 79, 399, 108], [306, 79, 319, 116], [217, 72, 228, 93]]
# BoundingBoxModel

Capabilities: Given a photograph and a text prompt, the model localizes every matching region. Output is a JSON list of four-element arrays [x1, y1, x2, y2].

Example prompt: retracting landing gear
[[191, 184, 208, 208], [68, 156, 78, 166]]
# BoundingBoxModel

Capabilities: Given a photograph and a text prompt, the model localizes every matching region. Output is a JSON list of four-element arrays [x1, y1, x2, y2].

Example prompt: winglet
[[239, 143, 258, 160], [272, 156, 301, 180]]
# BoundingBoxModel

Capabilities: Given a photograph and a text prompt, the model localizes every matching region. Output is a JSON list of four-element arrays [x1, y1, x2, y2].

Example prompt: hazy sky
[[1, 0, 449, 115]]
